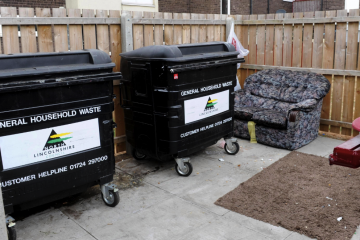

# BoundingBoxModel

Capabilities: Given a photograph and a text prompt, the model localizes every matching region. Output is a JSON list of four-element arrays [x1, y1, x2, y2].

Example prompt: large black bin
[[0, 50, 122, 218], [120, 42, 244, 176]]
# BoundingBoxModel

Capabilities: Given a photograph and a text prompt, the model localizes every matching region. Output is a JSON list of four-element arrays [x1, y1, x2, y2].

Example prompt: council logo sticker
[[204, 97, 218, 111], [43, 130, 72, 150], [184, 90, 229, 124]]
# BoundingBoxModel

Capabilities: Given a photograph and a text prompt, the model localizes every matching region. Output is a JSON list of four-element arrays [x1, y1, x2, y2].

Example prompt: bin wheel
[[132, 149, 147, 161], [175, 162, 193, 177], [102, 190, 120, 207], [7, 226, 16, 240], [224, 142, 240, 155]]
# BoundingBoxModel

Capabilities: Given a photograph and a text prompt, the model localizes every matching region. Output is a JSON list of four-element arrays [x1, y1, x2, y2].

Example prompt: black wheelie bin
[[120, 42, 244, 177], [0, 50, 122, 238]]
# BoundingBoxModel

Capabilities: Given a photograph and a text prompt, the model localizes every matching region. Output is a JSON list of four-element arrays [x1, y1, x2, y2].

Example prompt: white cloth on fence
[[227, 22, 249, 91]]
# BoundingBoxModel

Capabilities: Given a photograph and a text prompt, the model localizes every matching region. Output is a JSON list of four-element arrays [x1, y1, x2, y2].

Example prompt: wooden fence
[[0, 7, 359, 152], [235, 9, 360, 139]]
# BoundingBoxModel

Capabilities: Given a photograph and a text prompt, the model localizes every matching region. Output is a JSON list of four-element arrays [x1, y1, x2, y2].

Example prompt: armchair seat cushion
[[252, 109, 287, 129], [234, 107, 287, 129]]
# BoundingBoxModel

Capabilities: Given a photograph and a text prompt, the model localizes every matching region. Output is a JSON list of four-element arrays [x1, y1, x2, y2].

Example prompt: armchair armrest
[[289, 111, 299, 122], [288, 99, 318, 112], [287, 110, 301, 130]]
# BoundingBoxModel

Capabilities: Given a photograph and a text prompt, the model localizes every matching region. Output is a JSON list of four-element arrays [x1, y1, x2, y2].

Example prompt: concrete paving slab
[[115, 157, 173, 176], [224, 211, 294, 240], [201, 139, 291, 174], [148, 157, 253, 215], [350, 228, 360, 240], [285, 232, 315, 240], [115, 196, 216, 240], [296, 136, 344, 157], [145, 156, 234, 185], [16, 209, 96, 240], [177, 216, 274, 240], [144, 166, 180, 185], [61, 183, 173, 228]]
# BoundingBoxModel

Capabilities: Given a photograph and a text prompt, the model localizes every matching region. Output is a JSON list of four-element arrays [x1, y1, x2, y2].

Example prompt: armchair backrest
[[244, 69, 331, 103]]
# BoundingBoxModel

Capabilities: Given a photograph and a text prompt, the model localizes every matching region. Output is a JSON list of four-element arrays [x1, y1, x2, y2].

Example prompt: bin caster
[[175, 158, 193, 177], [100, 183, 120, 207], [6, 216, 16, 240], [224, 138, 240, 155], [132, 149, 147, 161]]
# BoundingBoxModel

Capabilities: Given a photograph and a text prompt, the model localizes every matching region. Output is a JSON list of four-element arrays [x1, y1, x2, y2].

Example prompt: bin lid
[[120, 42, 240, 62], [0, 49, 115, 80]]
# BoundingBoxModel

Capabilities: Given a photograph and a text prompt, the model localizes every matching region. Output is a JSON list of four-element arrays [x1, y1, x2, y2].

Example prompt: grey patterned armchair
[[234, 69, 331, 150]]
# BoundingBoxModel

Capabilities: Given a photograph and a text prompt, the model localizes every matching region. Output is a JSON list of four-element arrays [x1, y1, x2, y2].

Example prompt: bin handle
[[169, 58, 245, 73], [118, 82, 131, 110]]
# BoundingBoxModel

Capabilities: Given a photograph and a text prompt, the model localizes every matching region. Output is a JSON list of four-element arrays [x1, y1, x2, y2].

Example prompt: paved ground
[[13, 136, 356, 240]]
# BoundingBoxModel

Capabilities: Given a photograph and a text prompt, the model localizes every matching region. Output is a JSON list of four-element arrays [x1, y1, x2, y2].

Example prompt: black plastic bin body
[[120, 42, 244, 161], [0, 50, 121, 214]]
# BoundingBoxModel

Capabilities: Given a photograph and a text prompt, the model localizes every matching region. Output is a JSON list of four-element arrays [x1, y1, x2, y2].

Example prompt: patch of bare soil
[[215, 151, 360, 240]]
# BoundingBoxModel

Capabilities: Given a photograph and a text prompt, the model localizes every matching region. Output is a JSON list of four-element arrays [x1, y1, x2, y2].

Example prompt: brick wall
[[159, 0, 220, 14], [232, 0, 251, 15], [0, 0, 65, 9], [189, 0, 220, 14], [323, 0, 344, 11], [252, 0, 267, 14], [269, 0, 293, 13], [158, 0, 190, 13], [159, 0, 345, 15]]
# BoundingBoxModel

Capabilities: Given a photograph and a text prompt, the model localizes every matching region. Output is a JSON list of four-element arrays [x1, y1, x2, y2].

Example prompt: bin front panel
[[120, 42, 241, 160], [0, 80, 116, 213]]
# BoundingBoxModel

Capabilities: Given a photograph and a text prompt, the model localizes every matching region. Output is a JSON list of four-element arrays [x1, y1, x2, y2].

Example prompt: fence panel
[[256, 15, 265, 65], [133, 11, 144, 50], [82, 9, 96, 49], [191, 13, 200, 43], [173, 13, 182, 44], [214, 14, 221, 42], [164, 12, 173, 45], [154, 12, 163, 45], [143, 12, 154, 46], [53, 8, 68, 52], [235, 10, 360, 140], [331, 10, 346, 134], [182, 13, 191, 44], [2, 7, 19, 54], [302, 12, 313, 68], [292, 12, 303, 67], [199, 14, 207, 43], [68, 9, 83, 51], [342, 9, 358, 136], [274, 13, 284, 66], [265, 14, 275, 66], [19, 8, 37, 53], [283, 13, 293, 67]]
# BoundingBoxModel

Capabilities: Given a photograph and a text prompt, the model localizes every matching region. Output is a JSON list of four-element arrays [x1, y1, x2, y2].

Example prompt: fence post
[[121, 12, 133, 53], [226, 17, 234, 40], [120, 12, 134, 155], [0, 183, 8, 240]]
